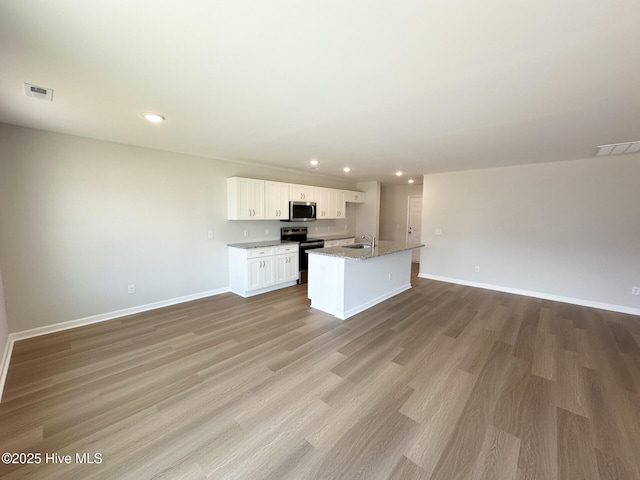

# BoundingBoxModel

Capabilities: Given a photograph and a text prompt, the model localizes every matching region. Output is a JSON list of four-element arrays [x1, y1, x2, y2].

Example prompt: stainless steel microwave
[[283, 201, 317, 222]]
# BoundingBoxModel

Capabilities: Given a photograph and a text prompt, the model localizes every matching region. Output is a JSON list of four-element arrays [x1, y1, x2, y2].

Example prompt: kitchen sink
[[343, 243, 372, 249]]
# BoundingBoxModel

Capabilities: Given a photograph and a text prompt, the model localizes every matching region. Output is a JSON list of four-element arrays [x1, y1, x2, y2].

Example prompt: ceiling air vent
[[596, 141, 640, 156], [24, 83, 53, 101]]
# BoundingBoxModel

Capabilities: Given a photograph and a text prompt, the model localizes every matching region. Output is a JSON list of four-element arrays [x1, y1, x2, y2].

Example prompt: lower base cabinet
[[229, 244, 299, 297], [276, 251, 298, 284], [248, 256, 275, 290]]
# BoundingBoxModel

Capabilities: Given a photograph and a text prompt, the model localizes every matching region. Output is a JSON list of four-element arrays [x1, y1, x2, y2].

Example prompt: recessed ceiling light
[[408, 179, 415, 184], [395, 171, 403, 176], [343, 167, 351, 173], [143, 113, 165, 123], [309, 159, 319, 166]]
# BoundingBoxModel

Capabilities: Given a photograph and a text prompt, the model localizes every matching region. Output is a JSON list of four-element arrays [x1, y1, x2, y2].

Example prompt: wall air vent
[[596, 141, 640, 156], [24, 83, 54, 101]]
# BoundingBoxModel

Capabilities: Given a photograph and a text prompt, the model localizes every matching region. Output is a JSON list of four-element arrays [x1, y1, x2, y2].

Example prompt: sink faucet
[[361, 234, 376, 249]]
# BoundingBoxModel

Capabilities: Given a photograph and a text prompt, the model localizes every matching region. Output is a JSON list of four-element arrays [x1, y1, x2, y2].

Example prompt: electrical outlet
[[265, 228, 269, 236], [243, 229, 249, 237], [207, 230, 214, 239], [435, 229, 442, 235], [127, 284, 136, 294], [632, 286, 640, 296], [388, 273, 393, 280], [474, 266, 481, 273]]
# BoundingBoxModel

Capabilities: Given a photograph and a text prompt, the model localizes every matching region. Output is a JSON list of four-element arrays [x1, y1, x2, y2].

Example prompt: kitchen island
[[307, 240, 424, 320]]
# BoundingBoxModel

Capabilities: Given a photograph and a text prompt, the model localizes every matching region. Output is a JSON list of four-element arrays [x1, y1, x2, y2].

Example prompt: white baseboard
[[418, 274, 640, 316], [0, 287, 229, 401], [9, 287, 230, 342], [338, 284, 412, 320]]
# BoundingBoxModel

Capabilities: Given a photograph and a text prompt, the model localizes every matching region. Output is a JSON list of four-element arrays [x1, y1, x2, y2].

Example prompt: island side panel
[[342, 249, 413, 319], [308, 253, 346, 317]]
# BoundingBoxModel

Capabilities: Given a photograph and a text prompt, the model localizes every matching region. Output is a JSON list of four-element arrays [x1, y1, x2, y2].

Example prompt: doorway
[[406, 195, 423, 263]]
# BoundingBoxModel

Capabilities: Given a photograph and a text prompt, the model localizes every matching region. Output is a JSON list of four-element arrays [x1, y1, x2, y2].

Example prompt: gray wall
[[380, 184, 423, 243], [0, 123, 358, 332], [355, 181, 381, 239], [420, 155, 640, 311]]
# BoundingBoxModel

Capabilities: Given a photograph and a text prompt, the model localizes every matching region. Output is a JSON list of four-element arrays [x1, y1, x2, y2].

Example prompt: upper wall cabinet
[[314, 187, 346, 219], [334, 190, 346, 218], [314, 187, 330, 219], [227, 177, 363, 220], [289, 184, 315, 202], [227, 177, 265, 220], [264, 181, 289, 220], [344, 190, 365, 203]]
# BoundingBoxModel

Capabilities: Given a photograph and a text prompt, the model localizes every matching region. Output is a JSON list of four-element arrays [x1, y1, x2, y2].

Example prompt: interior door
[[406, 195, 423, 262]]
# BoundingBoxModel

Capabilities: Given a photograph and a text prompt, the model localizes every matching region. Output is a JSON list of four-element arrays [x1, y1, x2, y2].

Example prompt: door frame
[[406, 195, 423, 263]]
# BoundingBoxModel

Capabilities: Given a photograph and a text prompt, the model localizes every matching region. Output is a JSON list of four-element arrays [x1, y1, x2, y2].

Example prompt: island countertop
[[228, 240, 297, 249], [307, 240, 424, 260]]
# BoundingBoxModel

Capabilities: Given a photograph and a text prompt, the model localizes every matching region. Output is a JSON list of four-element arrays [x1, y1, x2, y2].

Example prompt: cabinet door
[[345, 190, 365, 203], [314, 187, 330, 218], [290, 184, 315, 201], [228, 177, 265, 220], [276, 254, 299, 283], [248, 257, 275, 290], [335, 190, 346, 218], [265, 181, 289, 220], [262, 257, 275, 287], [247, 258, 263, 290], [286, 253, 298, 281], [248, 179, 265, 219], [328, 189, 346, 218]]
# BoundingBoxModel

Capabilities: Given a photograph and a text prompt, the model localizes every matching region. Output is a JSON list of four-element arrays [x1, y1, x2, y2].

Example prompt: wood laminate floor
[[1, 271, 640, 479]]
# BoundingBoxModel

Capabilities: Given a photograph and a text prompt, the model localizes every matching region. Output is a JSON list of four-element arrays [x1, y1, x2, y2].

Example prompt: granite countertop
[[308, 234, 355, 242], [307, 240, 425, 260], [228, 240, 298, 249]]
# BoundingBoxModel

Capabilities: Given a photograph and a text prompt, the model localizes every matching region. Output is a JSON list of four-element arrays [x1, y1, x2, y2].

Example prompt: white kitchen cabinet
[[228, 176, 363, 220], [229, 243, 299, 297], [290, 184, 315, 201], [248, 256, 275, 290], [344, 190, 365, 203], [265, 181, 289, 220], [334, 190, 346, 218], [227, 177, 265, 220], [314, 187, 330, 218], [275, 245, 299, 283], [315, 188, 345, 219]]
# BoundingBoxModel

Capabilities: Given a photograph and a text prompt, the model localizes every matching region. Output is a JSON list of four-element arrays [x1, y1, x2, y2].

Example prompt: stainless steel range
[[281, 227, 324, 284]]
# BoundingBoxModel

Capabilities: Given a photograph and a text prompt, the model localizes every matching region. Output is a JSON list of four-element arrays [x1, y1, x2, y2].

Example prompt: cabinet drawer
[[340, 238, 355, 245], [324, 240, 341, 248], [247, 248, 275, 258], [276, 245, 299, 255]]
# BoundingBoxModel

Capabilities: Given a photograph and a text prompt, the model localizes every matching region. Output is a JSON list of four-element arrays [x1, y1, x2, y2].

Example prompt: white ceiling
[[1, 1, 639, 185]]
